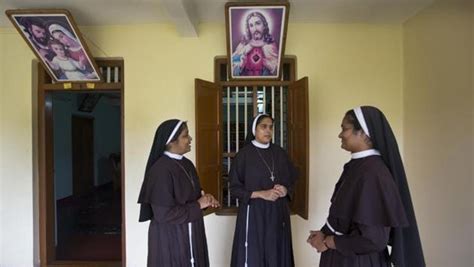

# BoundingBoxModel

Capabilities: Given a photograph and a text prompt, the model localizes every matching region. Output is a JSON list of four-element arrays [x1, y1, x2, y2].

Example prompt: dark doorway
[[52, 92, 122, 262], [72, 116, 94, 196], [37, 58, 125, 266]]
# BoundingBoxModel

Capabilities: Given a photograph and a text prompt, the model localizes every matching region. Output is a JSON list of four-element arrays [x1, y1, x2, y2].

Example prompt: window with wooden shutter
[[195, 56, 308, 219], [195, 79, 222, 215], [288, 77, 309, 219]]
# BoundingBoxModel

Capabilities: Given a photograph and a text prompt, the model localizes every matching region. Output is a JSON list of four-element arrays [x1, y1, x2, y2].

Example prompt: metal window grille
[[219, 60, 293, 208]]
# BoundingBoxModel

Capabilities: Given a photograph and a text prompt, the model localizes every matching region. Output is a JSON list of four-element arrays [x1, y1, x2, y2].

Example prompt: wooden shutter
[[195, 79, 222, 215], [288, 77, 309, 220]]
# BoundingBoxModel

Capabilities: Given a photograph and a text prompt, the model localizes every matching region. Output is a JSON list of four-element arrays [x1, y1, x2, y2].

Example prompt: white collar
[[252, 140, 270, 149], [351, 149, 381, 159], [164, 151, 183, 160]]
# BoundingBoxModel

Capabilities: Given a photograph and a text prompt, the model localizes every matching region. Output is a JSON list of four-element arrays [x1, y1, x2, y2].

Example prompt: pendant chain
[[254, 147, 275, 181], [172, 160, 196, 189]]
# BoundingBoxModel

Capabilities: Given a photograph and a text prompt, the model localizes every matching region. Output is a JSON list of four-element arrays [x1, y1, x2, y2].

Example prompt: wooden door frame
[[37, 58, 125, 267]]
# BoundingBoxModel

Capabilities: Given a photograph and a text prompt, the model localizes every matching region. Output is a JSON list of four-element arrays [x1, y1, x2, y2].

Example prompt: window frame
[[195, 56, 308, 219]]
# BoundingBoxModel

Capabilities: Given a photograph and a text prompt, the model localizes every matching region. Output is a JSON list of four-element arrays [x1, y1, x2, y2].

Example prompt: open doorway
[[37, 58, 125, 266], [52, 92, 121, 261]]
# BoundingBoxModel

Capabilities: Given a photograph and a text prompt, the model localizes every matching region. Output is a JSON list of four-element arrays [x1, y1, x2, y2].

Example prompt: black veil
[[360, 106, 425, 267], [137, 119, 182, 222]]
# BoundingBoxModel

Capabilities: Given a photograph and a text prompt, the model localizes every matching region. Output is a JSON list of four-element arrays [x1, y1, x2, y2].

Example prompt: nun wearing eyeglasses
[[229, 114, 298, 267], [138, 119, 219, 267], [307, 106, 425, 267]]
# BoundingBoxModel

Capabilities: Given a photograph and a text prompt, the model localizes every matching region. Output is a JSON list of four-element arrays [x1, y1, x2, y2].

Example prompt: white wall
[[403, 0, 473, 266]]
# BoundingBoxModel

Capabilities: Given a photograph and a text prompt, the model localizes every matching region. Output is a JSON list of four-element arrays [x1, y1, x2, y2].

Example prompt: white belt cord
[[245, 205, 250, 267], [325, 219, 344, 236], [188, 222, 195, 267]]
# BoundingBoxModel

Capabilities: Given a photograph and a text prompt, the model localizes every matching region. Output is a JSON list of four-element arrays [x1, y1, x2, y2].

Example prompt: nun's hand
[[273, 184, 288, 198], [197, 194, 211, 209], [198, 191, 220, 209], [323, 235, 336, 250], [252, 189, 280, 201], [306, 230, 318, 242], [205, 193, 220, 208], [307, 230, 328, 253]]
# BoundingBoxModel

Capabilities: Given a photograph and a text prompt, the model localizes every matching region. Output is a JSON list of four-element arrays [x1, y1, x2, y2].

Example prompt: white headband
[[166, 120, 184, 145], [353, 107, 370, 137], [252, 114, 265, 135]]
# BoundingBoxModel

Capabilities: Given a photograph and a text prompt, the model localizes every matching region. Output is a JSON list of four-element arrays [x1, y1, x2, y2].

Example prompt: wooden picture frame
[[225, 2, 289, 81], [6, 9, 103, 83]]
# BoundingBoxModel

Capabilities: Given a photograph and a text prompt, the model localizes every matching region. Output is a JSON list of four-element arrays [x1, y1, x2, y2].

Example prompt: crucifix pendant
[[270, 172, 275, 182]]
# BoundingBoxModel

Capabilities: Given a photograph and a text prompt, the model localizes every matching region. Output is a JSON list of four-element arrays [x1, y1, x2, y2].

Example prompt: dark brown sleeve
[[333, 224, 390, 256], [229, 153, 252, 205]]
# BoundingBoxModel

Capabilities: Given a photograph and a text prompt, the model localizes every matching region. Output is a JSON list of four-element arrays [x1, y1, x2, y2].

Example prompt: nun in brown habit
[[138, 119, 219, 267], [230, 114, 298, 267], [307, 106, 425, 267]]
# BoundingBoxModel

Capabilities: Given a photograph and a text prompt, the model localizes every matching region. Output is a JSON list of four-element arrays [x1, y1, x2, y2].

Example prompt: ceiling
[[1, 0, 435, 36]]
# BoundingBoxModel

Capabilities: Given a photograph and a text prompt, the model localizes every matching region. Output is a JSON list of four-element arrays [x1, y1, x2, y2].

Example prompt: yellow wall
[[285, 23, 404, 266], [0, 27, 36, 266], [0, 22, 403, 266], [472, 9, 474, 267], [472, 8, 474, 267], [403, 0, 473, 266], [2, 22, 403, 266], [2, 5, 471, 265], [0, 28, 4, 266]]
